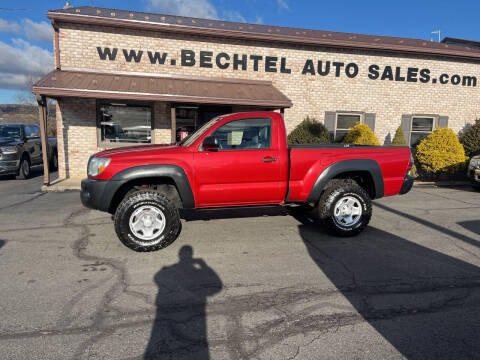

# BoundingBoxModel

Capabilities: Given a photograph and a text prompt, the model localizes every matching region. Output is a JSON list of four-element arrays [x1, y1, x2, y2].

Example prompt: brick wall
[[55, 22, 480, 177], [56, 98, 172, 177]]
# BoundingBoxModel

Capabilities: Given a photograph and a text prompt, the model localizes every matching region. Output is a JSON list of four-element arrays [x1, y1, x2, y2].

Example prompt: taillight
[[407, 154, 414, 173]]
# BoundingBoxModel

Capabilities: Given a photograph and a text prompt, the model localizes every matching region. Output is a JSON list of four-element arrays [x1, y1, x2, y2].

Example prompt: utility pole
[[431, 30, 441, 42]]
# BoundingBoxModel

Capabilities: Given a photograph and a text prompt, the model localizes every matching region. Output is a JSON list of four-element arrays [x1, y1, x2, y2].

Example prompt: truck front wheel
[[316, 179, 372, 237], [114, 191, 181, 252]]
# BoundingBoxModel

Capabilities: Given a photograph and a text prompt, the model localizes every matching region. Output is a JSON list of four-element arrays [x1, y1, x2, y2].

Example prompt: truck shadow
[[144, 245, 222, 359], [458, 220, 480, 236], [180, 205, 290, 221], [297, 218, 480, 358], [375, 202, 480, 249]]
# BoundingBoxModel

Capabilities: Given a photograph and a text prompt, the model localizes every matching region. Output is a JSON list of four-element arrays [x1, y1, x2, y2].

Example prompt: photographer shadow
[[144, 246, 222, 360]]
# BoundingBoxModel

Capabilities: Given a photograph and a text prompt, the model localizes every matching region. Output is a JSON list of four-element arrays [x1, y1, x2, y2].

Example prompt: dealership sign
[[97, 47, 478, 87]]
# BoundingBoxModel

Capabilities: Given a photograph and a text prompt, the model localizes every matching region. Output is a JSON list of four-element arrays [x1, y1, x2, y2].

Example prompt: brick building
[[33, 6, 480, 182]]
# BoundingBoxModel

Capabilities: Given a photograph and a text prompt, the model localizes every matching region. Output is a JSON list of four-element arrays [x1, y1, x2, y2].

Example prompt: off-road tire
[[114, 190, 181, 252], [316, 179, 372, 237], [18, 156, 31, 180]]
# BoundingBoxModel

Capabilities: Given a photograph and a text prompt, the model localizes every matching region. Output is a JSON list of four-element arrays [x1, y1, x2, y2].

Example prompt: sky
[[0, 0, 479, 104]]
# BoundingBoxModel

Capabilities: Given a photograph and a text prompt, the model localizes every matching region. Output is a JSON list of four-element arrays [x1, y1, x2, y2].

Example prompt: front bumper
[[80, 178, 109, 211], [467, 168, 480, 184], [0, 159, 19, 175], [399, 175, 415, 195]]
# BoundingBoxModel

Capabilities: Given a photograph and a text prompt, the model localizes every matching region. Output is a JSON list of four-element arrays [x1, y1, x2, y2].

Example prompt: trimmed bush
[[287, 117, 331, 144], [391, 126, 407, 146], [343, 123, 381, 146], [461, 119, 480, 158], [416, 128, 467, 174]]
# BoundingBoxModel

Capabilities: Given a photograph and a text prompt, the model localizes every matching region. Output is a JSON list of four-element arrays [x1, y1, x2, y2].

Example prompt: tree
[[391, 126, 407, 146], [287, 116, 331, 144], [14, 75, 38, 105], [343, 123, 380, 146]]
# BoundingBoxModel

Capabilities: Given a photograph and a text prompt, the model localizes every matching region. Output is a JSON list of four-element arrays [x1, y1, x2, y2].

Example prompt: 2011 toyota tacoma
[[81, 112, 414, 252]]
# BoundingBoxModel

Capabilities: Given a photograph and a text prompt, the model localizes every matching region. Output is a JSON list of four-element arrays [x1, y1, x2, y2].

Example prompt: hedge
[[343, 123, 381, 146], [287, 117, 331, 144], [416, 128, 467, 174], [461, 119, 480, 158]]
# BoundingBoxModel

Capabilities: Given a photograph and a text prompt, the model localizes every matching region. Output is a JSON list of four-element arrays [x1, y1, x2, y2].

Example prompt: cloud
[[23, 19, 52, 43], [277, 0, 290, 11], [0, 18, 21, 34], [223, 10, 246, 23], [147, 0, 261, 23], [0, 39, 53, 90], [148, 0, 218, 19], [0, 18, 52, 43]]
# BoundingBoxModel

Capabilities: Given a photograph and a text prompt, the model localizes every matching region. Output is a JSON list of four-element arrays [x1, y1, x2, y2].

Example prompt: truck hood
[[95, 144, 183, 158], [0, 137, 21, 147]]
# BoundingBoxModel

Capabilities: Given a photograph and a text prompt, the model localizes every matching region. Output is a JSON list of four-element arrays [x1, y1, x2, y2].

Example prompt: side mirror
[[203, 136, 220, 151]]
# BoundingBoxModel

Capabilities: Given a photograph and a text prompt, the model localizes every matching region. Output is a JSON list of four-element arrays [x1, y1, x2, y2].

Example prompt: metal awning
[[32, 70, 292, 108]]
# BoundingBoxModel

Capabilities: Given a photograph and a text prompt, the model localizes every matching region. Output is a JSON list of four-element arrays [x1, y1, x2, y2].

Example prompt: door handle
[[261, 157, 278, 162]]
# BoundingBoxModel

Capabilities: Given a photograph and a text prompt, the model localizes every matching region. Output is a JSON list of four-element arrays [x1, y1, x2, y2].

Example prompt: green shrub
[[416, 128, 467, 174], [287, 117, 331, 144], [343, 123, 381, 146], [461, 119, 480, 158], [391, 126, 407, 146]]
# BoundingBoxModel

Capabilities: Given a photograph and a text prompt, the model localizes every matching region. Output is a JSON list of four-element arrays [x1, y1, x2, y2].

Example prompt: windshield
[[0, 125, 22, 139], [179, 116, 223, 146]]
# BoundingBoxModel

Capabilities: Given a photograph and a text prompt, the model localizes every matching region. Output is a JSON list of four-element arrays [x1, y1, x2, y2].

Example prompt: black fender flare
[[106, 164, 195, 210], [306, 159, 384, 203]]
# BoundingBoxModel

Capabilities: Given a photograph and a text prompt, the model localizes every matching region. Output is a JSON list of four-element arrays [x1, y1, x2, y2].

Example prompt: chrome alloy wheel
[[129, 205, 166, 241], [333, 196, 362, 227]]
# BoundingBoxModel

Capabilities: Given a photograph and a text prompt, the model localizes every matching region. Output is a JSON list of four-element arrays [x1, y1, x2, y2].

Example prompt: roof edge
[[47, 10, 480, 62]]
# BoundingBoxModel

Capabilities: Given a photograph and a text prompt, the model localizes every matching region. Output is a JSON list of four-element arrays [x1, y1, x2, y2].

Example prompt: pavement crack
[[0, 192, 45, 211], [61, 208, 151, 359]]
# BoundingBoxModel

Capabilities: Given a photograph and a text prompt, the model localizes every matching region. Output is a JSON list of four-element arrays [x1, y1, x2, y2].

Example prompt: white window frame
[[409, 115, 436, 147], [334, 112, 363, 142]]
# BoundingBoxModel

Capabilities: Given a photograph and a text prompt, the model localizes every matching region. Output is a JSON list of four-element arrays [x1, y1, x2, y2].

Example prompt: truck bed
[[287, 145, 411, 202]]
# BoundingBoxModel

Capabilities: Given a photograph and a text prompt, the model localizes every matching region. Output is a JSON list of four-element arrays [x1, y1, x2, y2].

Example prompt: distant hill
[[0, 104, 57, 136]]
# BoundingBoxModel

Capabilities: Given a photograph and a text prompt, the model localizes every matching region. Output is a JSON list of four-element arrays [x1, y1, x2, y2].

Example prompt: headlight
[[87, 157, 111, 177], [0, 146, 17, 154]]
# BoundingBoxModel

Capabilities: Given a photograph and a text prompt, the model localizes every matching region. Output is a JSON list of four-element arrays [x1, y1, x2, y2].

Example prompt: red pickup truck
[[81, 112, 414, 252]]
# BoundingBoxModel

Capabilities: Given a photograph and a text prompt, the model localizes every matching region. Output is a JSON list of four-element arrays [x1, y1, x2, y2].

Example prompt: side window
[[24, 126, 33, 137], [209, 118, 271, 150], [31, 125, 40, 136]]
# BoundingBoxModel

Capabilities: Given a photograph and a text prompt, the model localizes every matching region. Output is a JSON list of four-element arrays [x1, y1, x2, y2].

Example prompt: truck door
[[24, 125, 42, 165], [193, 117, 288, 207]]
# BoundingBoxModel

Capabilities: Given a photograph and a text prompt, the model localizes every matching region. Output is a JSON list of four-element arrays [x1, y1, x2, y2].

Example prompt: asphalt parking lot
[[0, 173, 479, 360]]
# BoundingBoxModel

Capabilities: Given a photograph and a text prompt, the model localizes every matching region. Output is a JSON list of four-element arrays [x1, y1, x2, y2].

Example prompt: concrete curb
[[41, 177, 82, 192], [413, 180, 471, 187]]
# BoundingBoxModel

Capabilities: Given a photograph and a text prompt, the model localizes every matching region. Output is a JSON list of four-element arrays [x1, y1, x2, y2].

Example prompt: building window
[[98, 102, 152, 145], [335, 113, 362, 142], [410, 116, 435, 147]]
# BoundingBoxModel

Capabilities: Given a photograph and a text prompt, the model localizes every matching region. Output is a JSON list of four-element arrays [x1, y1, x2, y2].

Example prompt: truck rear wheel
[[316, 179, 372, 237], [114, 190, 181, 252]]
